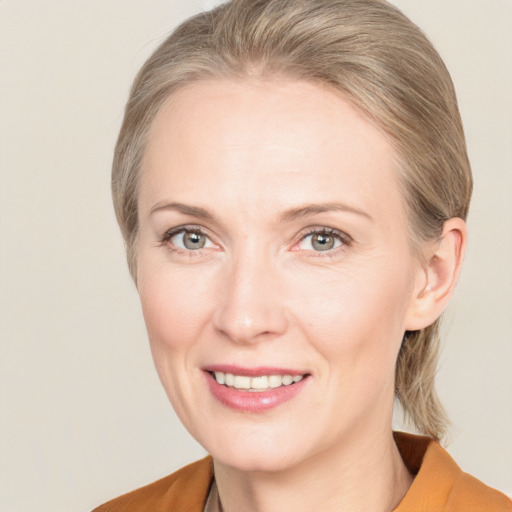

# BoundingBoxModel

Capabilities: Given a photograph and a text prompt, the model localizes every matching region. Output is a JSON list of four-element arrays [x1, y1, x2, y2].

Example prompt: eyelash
[[294, 227, 351, 255], [159, 225, 351, 255], [158, 225, 214, 253]]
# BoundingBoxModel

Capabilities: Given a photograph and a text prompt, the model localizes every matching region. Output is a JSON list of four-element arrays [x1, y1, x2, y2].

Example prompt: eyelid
[[158, 224, 351, 253], [159, 224, 217, 248], [292, 226, 352, 252]]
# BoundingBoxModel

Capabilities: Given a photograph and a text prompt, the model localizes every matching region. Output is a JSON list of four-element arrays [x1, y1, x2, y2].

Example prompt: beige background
[[1, 1, 511, 511]]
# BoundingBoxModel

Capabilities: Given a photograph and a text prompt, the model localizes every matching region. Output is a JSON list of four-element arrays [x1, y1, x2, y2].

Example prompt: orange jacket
[[93, 432, 512, 511]]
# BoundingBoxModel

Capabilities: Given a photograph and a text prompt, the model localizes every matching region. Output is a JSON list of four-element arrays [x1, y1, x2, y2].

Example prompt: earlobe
[[405, 217, 467, 331]]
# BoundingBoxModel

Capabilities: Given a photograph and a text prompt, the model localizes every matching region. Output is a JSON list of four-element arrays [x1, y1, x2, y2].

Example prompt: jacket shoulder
[[92, 456, 214, 512], [393, 432, 512, 512], [447, 472, 512, 512]]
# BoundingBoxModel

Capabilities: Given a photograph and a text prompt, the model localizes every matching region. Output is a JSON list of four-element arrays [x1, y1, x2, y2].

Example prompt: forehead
[[140, 78, 404, 223]]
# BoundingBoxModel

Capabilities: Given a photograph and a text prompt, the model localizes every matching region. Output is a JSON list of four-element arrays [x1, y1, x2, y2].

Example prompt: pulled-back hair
[[112, 0, 472, 439]]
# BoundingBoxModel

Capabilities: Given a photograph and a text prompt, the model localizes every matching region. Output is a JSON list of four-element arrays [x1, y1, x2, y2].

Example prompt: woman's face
[[137, 79, 425, 472]]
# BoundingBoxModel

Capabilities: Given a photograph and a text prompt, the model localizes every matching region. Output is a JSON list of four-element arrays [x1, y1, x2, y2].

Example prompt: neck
[[213, 426, 413, 512]]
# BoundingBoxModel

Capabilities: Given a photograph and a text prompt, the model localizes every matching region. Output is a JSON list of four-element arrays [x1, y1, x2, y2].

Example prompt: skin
[[136, 79, 466, 512]]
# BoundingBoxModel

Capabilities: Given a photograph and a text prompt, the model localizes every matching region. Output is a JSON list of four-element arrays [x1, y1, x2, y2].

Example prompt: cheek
[[136, 259, 219, 374], [136, 260, 218, 414], [287, 260, 413, 369]]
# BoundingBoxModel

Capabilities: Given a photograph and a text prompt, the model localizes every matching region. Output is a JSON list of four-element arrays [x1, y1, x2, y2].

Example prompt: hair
[[112, 0, 472, 439]]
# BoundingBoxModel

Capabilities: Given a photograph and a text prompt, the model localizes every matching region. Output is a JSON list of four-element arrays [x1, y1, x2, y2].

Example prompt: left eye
[[297, 231, 344, 252], [169, 230, 215, 251]]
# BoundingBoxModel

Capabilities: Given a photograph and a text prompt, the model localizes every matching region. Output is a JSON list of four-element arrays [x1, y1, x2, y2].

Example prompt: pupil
[[184, 232, 205, 249], [312, 233, 334, 251]]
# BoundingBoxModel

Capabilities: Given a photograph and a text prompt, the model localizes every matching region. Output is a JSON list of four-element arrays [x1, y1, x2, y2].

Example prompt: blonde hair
[[112, 0, 472, 439]]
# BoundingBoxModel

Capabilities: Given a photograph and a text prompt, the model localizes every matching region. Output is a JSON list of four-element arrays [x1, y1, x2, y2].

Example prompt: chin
[[212, 444, 304, 474], [195, 421, 317, 474]]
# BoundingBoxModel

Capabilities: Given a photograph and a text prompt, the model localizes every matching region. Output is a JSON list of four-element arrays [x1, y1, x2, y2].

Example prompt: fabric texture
[[92, 432, 512, 511]]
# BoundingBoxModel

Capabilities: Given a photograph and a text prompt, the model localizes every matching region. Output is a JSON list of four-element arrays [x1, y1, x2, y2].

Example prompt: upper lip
[[202, 364, 309, 377]]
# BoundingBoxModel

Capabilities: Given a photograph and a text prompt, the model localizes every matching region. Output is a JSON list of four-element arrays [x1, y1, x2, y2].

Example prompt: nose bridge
[[213, 241, 287, 343]]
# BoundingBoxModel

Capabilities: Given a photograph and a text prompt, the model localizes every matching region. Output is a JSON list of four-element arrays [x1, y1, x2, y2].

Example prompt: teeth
[[233, 375, 251, 389], [212, 372, 305, 391], [269, 375, 283, 388], [282, 375, 293, 385], [251, 376, 269, 389]]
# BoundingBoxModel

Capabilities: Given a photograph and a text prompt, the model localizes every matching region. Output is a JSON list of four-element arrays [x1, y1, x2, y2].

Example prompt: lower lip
[[204, 372, 309, 413]]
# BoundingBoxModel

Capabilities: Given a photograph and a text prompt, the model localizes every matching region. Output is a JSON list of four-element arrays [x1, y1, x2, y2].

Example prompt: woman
[[94, 0, 511, 510]]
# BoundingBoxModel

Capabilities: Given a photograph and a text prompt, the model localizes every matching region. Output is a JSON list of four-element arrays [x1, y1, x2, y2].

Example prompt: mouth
[[208, 371, 308, 392], [203, 366, 311, 412]]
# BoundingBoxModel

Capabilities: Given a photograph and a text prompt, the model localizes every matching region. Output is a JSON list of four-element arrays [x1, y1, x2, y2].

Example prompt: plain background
[[1, 1, 511, 511]]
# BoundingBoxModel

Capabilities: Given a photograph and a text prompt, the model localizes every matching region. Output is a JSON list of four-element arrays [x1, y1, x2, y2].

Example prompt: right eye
[[163, 228, 216, 251]]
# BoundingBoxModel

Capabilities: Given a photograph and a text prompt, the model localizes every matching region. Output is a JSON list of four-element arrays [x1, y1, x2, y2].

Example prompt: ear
[[405, 217, 467, 331]]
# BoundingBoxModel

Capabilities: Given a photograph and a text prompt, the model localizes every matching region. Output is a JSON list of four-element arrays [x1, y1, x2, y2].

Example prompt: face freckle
[[136, 78, 422, 473]]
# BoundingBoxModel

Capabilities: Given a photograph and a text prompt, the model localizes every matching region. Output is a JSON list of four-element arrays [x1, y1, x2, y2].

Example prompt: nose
[[212, 249, 288, 344]]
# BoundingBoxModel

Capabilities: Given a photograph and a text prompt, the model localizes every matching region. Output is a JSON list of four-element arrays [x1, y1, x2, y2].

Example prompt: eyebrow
[[150, 200, 372, 224], [150, 201, 216, 221], [278, 202, 373, 223]]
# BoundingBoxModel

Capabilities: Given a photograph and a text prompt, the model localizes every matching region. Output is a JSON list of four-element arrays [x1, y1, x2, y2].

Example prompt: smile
[[203, 367, 311, 412], [210, 371, 305, 391]]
